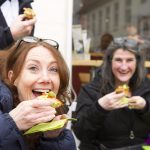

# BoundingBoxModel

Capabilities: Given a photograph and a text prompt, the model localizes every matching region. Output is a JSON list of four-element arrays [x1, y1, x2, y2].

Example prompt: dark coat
[[72, 68, 150, 150], [0, 0, 34, 49], [0, 81, 77, 150]]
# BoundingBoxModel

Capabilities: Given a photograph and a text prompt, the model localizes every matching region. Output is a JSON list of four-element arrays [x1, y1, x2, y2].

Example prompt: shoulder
[[143, 78, 150, 88], [0, 81, 13, 112], [134, 77, 150, 95]]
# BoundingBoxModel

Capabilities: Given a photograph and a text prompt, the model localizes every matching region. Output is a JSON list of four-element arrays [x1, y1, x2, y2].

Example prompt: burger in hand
[[23, 8, 36, 20], [115, 84, 130, 105], [38, 91, 63, 108]]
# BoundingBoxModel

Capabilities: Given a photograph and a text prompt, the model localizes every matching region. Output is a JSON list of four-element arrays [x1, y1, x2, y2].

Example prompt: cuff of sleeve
[[4, 113, 20, 132], [41, 129, 67, 141], [135, 100, 149, 114], [95, 101, 109, 114]]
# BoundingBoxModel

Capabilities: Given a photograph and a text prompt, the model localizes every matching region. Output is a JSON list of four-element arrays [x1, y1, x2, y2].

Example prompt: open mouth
[[32, 89, 51, 97]]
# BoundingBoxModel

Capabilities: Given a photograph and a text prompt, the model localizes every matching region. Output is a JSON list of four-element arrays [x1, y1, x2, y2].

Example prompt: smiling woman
[[72, 39, 150, 150], [0, 36, 77, 150]]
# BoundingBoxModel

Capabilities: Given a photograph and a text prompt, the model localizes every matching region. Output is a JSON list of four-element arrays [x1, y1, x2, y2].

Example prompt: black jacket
[[0, 0, 34, 49], [72, 68, 150, 150]]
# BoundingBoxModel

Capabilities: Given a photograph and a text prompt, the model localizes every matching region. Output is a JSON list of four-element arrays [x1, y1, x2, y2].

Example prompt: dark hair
[[100, 39, 146, 94], [100, 33, 114, 51], [1, 40, 71, 150]]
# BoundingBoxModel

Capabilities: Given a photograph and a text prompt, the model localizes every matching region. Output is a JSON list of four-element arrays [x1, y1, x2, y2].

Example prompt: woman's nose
[[39, 71, 51, 83], [121, 62, 128, 70], [120, 61, 128, 69]]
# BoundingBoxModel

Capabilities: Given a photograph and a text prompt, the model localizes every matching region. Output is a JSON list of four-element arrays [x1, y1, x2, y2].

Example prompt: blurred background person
[[96, 33, 114, 54], [91, 33, 114, 61], [126, 24, 145, 44], [0, 0, 36, 49]]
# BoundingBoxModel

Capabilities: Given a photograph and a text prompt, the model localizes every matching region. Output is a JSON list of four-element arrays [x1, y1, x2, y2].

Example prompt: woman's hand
[[98, 92, 128, 110], [9, 99, 56, 131], [128, 96, 146, 110], [43, 114, 68, 138]]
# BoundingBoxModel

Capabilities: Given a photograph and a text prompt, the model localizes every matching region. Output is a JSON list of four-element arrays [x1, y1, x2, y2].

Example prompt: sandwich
[[38, 91, 63, 108], [115, 84, 130, 105], [115, 84, 129, 97], [23, 8, 36, 19]]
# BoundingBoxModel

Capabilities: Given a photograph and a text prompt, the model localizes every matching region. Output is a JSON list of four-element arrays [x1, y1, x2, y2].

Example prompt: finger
[[18, 14, 25, 20], [31, 99, 55, 108], [33, 106, 56, 114], [25, 107, 56, 119], [128, 105, 135, 109], [36, 111, 56, 120], [115, 92, 126, 98], [53, 115, 62, 121], [33, 114, 56, 125], [128, 100, 137, 105], [61, 114, 68, 119], [113, 102, 124, 109], [110, 91, 117, 95], [23, 18, 36, 26]]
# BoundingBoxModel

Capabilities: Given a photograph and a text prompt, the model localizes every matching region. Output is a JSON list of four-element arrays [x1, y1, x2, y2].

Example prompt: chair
[[78, 72, 90, 86]]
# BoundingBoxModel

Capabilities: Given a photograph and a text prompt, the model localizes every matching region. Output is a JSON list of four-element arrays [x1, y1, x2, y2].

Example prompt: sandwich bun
[[23, 8, 36, 19], [38, 91, 63, 108]]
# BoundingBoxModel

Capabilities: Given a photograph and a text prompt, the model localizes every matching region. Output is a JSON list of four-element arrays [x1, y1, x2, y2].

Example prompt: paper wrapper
[[24, 118, 77, 135], [142, 146, 150, 150], [119, 97, 129, 105]]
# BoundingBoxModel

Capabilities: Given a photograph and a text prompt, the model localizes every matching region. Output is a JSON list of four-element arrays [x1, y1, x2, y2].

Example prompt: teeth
[[33, 89, 50, 93]]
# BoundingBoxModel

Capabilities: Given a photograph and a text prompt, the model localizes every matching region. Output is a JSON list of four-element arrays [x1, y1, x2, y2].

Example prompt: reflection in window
[[105, 6, 110, 32], [113, 2, 119, 30], [125, 0, 132, 25], [87, 15, 90, 33], [92, 13, 95, 36], [99, 10, 102, 34], [143, 21, 149, 32], [125, 0, 131, 6], [141, 0, 147, 4]]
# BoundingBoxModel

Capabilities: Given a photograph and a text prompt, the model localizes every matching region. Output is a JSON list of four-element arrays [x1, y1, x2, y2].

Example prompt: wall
[[32, 0, 73, 72]]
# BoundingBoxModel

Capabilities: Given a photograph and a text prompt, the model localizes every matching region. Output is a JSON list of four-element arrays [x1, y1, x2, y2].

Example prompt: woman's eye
[[127, 59, 135, 62], [114, 58, 122, 62], [49, 67, 58, 73], [28, 66, 38, 72]]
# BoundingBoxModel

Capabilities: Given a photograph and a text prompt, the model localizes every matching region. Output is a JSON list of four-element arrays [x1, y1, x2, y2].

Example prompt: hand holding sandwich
[[43, 114, 68, 138], [98, 91, 128, 111], [128, 96, 146, 109], [10, 14, 36, 41], [9, 99, 57, 131]]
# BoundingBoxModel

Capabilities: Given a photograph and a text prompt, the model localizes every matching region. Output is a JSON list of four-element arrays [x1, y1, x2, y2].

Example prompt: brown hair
[[101, 40, 145, 94], [1, 40, 71, 149]]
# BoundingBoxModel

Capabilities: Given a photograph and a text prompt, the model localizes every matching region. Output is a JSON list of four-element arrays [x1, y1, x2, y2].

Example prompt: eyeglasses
[[112, 38, 140, 52], [16, 36, 59, 49]]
